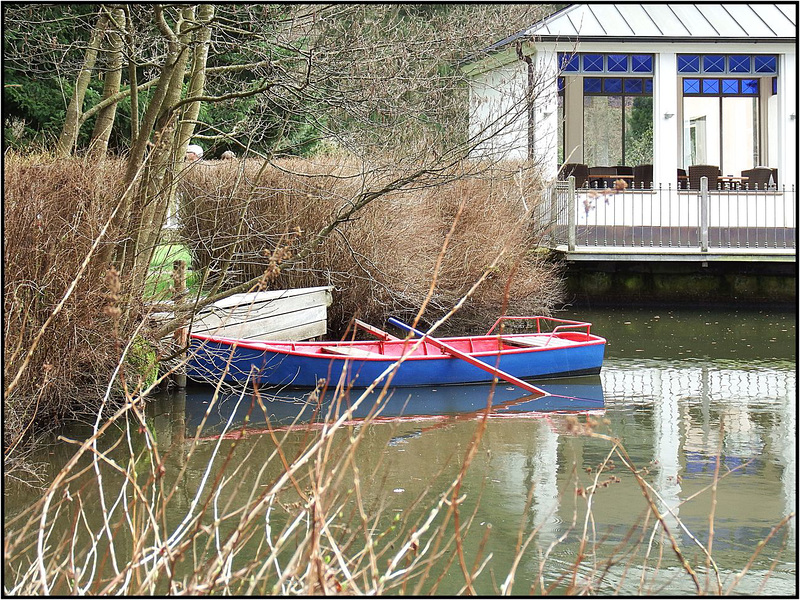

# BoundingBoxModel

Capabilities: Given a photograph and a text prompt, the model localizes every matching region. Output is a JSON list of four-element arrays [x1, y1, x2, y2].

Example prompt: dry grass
[[178, 157, 563, 335], [3, 153, 136, 463]]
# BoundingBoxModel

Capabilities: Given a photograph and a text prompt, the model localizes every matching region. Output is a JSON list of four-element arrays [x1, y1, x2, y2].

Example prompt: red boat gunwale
[[189, 330, 606, 362]]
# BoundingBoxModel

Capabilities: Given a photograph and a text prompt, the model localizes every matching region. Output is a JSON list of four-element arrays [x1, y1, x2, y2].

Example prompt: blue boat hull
[[186, 337, 605, 388]]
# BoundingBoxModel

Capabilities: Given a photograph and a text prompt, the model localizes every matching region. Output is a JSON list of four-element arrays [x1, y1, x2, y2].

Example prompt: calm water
[[5, 307, 796, 595]]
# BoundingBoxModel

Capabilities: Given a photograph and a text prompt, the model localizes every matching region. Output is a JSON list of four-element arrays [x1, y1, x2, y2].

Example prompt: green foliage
[[126, 336, 159, 389], [626, 97, 653, 165], [3, 74, 67, 149]]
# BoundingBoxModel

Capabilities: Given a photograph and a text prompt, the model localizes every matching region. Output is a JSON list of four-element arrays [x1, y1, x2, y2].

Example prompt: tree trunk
[[124, 6, 139, 148], [89, 7, 125, 157], [55, 9, 108, 157], [125, 7, 197, 298], [175, 4, 215, 155]]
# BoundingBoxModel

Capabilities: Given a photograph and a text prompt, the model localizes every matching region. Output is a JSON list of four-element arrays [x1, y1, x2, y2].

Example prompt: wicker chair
[[614, 165, 634, 176], [688, 165, 720, 190], [741, 167, 774, 190], [559, 163, 589, 188], [677, 168, 687, 189], [588, 166, 617, 189], [632, 164, 653, 190]]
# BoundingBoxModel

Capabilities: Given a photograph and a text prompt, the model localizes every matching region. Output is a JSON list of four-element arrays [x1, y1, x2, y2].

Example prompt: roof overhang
[[462, 3, 797, 77]]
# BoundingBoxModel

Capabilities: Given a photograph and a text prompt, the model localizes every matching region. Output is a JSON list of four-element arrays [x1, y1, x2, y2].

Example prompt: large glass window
[[583, 78, 653, 167], [557, 78, 564, 164], [682, 78, 761, 174], [584, 96, 623, 166]]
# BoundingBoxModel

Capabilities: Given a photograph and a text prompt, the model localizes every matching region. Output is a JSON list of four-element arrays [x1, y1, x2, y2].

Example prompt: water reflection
[[179, 376, 605, 435], [599, 360, 796, 538]]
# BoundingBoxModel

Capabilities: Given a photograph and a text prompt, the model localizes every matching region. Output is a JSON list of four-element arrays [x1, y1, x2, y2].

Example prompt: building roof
[[496, 3, 796, 45]]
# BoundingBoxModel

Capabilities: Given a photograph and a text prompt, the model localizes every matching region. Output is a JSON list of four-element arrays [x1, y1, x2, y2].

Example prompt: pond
[[4, 307, 796, 595]]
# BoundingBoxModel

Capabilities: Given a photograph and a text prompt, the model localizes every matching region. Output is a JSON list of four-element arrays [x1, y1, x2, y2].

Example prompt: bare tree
[[6, 4, 557, 331]]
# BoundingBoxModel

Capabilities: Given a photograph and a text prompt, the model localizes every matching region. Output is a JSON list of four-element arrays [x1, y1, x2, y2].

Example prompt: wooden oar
[[387, 317, 548, 397], [353, 318, 399, 341]]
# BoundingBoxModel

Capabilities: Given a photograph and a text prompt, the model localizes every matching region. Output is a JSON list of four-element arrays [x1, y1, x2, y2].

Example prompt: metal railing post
[[567, 175, 576, 251], [700, 176, 709, 252], [549, 184, 558, 247]]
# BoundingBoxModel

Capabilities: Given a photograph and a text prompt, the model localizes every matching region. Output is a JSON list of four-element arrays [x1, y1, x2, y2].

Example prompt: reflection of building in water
[[651, 369, 682, 528], [531, 419, 560, 544], [769, 376, 796, 536], [602, 363, 795, 528]]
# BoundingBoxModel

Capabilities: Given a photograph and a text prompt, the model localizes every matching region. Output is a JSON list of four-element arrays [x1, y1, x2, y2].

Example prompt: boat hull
[[186, 333, 606, 388]]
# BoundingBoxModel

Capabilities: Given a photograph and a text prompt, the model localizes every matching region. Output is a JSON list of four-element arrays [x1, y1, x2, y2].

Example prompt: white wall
[[468, 62, 529, 161]]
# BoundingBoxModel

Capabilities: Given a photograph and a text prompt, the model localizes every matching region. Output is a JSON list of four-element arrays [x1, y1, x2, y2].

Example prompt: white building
[[464, 3, 796, 191]]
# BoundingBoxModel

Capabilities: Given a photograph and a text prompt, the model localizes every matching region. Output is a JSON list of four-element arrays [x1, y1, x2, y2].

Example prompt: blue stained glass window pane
[[559, 53, 580, 72], [607, 54, 627, 72], [624, 78, 643, 94], [773, 77, 777, 95], [644, 78, 653, 94], [583, 54, 604, 72], [683, 79, 700, 94], [584, 78, 602, 93], [702, 79, 720, 94], [631, 55, 653, 73], [741, 79, 759, 95], [721, 79, 739, 95], [604, 78, 623, 93], [557, 77, 565, 92], [754, 55, 777, 73], [728, 55, 750, 73], [677, 55, 700, 73], [703, 55, 725, 73]]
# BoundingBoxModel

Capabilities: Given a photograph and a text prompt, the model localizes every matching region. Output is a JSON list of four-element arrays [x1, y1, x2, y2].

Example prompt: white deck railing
[[545, 177, 796, 252]]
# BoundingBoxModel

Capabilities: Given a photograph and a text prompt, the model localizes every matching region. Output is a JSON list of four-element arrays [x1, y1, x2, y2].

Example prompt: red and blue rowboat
[[186, 316, 606, 389]]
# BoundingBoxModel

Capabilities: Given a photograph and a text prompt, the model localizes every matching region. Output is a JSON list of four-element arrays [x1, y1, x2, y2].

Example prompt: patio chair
[[632, 164, 653, 189], [588, 166, 617, 188], [741, 167, 773, 190], [688, 165, 721, 190], [677, 168, 688, 189], [559, 163, 588, 188], [614, 165, 634, 176]]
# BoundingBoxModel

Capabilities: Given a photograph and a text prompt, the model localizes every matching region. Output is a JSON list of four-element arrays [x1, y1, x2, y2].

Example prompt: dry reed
[[3, 153, 136, 467], [4, 378, 792, 595], [177, 157, 563, 335]]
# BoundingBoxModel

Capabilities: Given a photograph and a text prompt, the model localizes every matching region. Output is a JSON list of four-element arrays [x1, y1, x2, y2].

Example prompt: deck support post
[[172, 259, 188, 388], [700, 176, 709, 252], [568, 175, 576, 251]]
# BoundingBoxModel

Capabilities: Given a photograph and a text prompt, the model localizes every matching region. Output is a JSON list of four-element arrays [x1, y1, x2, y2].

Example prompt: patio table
[[717, 176, 748, 190]]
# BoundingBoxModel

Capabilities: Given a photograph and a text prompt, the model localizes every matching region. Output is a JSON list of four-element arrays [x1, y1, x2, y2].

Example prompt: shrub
[[3, 153, 134, 463], [178, 157, 563, 335]]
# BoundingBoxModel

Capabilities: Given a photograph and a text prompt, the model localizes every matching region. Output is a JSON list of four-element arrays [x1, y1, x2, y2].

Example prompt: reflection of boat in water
[[184, 376, 604, 436]]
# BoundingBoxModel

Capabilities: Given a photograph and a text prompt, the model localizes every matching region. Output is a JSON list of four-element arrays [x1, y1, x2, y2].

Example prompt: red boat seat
[[502, 335, 573, 348], [320, 346, 385, 358]]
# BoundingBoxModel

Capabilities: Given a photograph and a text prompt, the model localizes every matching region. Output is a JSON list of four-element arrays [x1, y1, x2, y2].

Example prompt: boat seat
[[320, 346, 384, 358], [502, 335, 573, 348]]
